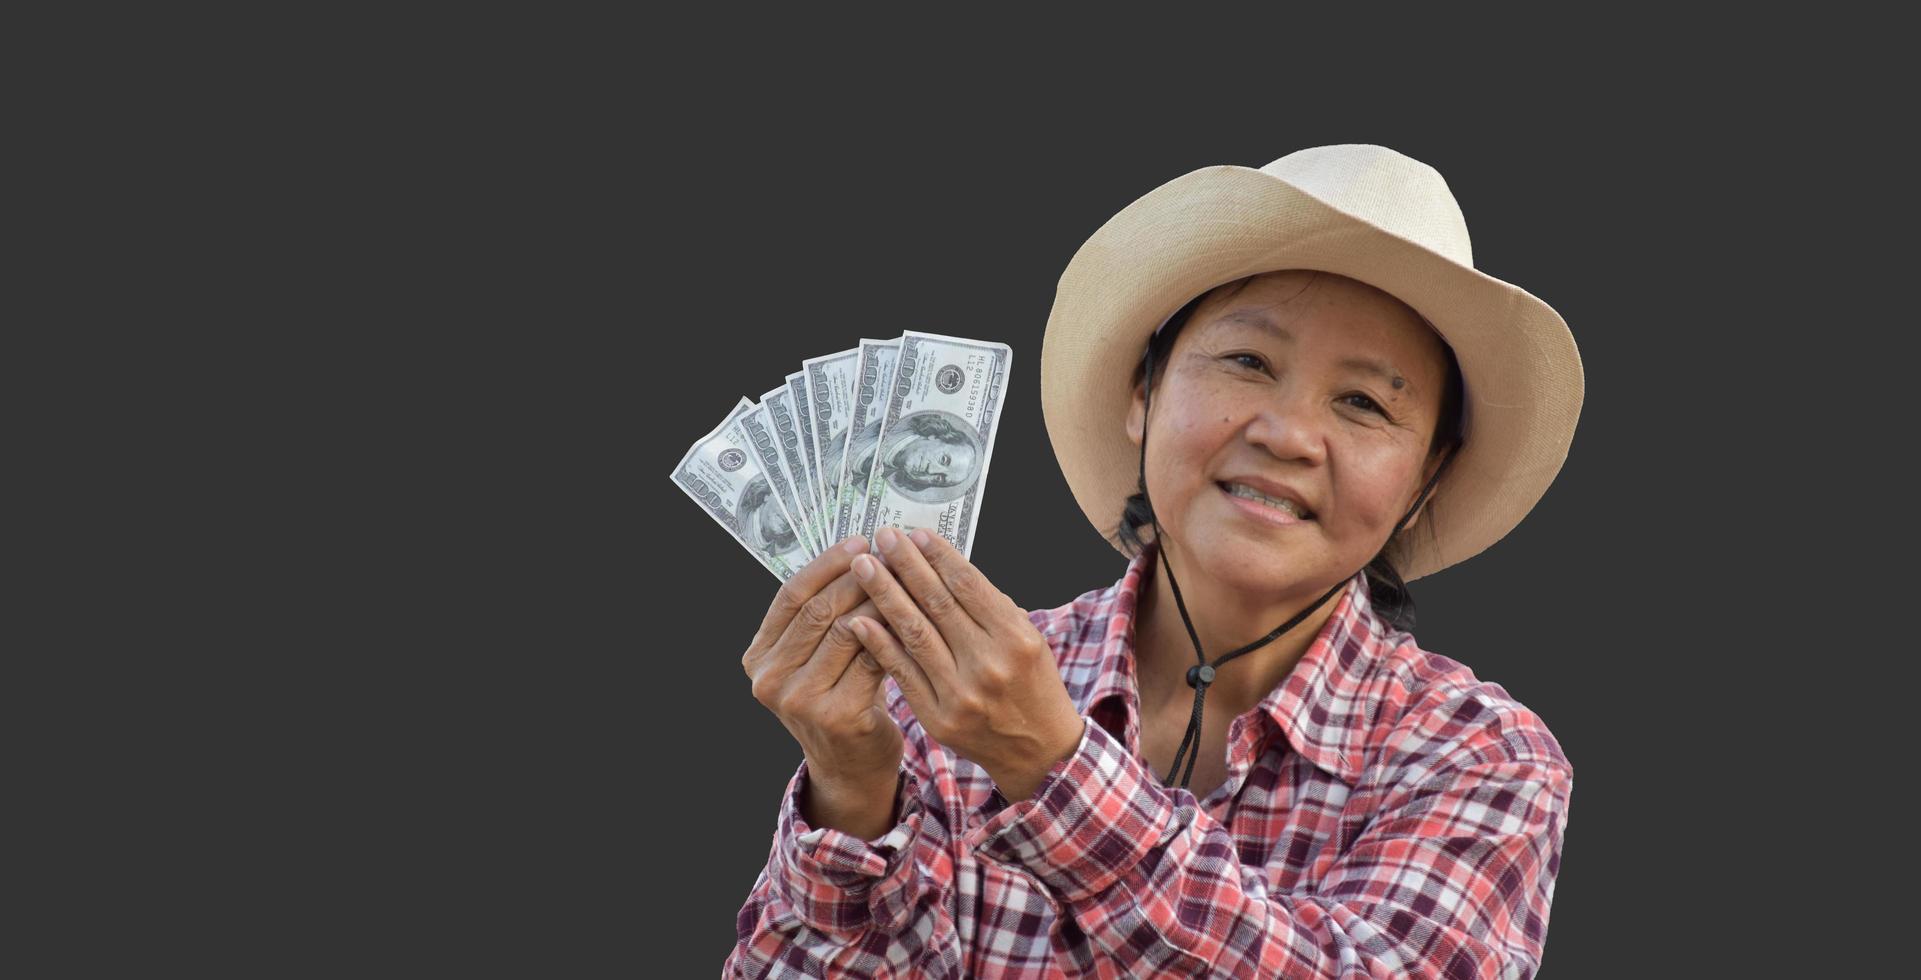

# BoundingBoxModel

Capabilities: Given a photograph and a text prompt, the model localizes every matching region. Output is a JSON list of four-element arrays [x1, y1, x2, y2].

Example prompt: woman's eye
[[1221, 355, 1389, 419], [1341, 393, 1388, 416]]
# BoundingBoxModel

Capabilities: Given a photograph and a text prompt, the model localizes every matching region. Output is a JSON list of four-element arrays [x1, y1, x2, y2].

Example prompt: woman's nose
[[1242, 395, 1328, 465]]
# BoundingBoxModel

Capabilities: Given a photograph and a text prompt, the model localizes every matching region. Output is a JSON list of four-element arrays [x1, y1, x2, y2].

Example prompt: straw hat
[[1039, 144, 1584, 581]]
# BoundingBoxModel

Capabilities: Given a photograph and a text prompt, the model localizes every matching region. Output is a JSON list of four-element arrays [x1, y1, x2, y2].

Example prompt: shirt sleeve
[[970, 717, 1572, 978], [723, 685, 966, 978]]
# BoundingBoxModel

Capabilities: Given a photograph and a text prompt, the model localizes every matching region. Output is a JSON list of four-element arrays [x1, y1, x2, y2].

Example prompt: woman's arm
[[728, 537, 970, 976], [972, 706, 1572, 978], [723, 685, 966, 979]]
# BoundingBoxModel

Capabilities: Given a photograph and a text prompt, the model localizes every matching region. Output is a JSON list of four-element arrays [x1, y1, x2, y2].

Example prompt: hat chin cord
[[1137, 343, 1449, 792]]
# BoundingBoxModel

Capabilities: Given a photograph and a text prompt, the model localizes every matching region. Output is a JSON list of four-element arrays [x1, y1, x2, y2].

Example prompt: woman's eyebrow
[[1215, 309, 1414, 393]]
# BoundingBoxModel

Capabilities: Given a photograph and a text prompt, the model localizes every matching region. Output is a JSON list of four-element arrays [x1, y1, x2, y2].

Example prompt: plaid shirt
[[726, 541, 1572, 978]]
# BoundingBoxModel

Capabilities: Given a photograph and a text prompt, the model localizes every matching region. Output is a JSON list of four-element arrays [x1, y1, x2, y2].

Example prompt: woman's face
[[1125, 270, 1451, 600]]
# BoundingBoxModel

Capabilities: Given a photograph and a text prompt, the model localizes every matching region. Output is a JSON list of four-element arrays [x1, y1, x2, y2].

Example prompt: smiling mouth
[[1217, 481, 1314, 521]]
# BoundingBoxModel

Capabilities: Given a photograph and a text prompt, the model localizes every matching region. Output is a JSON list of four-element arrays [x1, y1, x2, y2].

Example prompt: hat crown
[[1260, 144, 1474, 267]]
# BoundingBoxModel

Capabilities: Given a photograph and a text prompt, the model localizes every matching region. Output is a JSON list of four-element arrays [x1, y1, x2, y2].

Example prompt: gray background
[[46, 12, 1895, 979]]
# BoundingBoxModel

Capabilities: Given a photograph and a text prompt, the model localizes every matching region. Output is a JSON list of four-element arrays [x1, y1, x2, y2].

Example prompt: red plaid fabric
[[726, 540, 1572, 978]]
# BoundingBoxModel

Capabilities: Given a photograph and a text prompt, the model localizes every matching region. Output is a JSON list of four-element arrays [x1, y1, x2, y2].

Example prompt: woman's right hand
[[742, 535, 904, 792]]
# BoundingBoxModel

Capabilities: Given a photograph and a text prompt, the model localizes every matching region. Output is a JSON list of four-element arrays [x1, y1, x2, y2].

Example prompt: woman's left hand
[[847, 525, 1087, 801]]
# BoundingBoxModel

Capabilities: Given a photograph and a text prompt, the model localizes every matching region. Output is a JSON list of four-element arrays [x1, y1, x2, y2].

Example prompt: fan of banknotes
[[670, 331, 1014, 581]]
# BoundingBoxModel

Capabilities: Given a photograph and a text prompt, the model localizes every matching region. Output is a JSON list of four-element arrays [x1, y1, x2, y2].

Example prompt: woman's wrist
[[985, 715, 1087, 802], [801, 765, 903, 841]]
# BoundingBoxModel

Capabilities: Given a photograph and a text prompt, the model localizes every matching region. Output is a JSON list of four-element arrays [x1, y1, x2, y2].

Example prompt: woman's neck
[[1132, 538, 1346, 720]]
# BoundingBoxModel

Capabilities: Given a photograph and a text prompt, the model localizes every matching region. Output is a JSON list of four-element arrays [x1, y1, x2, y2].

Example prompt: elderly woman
[[729, 144, 1582, 978]]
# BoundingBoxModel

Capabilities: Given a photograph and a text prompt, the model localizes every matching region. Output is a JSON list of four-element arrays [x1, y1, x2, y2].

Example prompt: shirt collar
[[1085, 538, 1382, 786]]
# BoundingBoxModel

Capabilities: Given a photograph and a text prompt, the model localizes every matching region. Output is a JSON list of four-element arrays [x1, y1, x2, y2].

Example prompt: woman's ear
[[1126, 376, 1147, 448]]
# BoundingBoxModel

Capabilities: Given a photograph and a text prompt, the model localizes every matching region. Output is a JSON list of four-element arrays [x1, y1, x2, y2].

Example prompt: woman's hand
[[742, 536, 905, 794], [846, 525, 1087, 801]]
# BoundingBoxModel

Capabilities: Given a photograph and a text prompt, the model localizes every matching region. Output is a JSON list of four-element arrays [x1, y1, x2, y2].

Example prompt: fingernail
[[853, 554, 876, 581], [842, 535, 867, 554], [877, 526, 898, 551], [911, 528, 932, 549]]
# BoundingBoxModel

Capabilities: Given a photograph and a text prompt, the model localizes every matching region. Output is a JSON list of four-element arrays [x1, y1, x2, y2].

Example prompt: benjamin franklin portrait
[[844, 409, 984, 506], [738, 475, 799, 553]]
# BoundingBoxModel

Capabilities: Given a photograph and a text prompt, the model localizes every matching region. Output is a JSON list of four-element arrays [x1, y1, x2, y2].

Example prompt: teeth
[[1224, 482, 1310, 518]]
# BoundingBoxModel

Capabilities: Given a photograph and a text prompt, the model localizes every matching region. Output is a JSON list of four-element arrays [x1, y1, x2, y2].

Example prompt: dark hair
[[1111, 271, 1467, 633]]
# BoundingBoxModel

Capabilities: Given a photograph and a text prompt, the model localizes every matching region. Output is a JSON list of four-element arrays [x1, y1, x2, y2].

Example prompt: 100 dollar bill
[[802, 346, 860, 547], [753, 385, 828, 557], [780, 370, 826, 550], [669, 397, 811, 581], [854, 331, 1012, 561], [831, 338, 899, 543]]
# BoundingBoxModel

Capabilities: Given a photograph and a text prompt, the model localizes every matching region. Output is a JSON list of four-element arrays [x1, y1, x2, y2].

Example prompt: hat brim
[[1040, 165, 1584, 581]]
